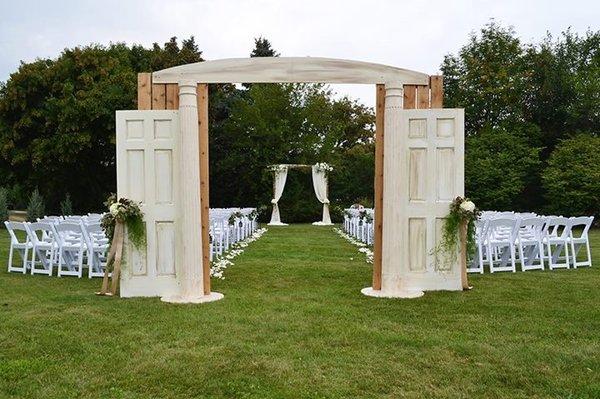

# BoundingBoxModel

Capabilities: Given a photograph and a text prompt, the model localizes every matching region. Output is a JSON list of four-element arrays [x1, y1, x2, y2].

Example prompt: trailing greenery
[[60, 193, 73, 216], [26, 189, 44, 222], [0, 225, 599, 398], [100, 195, 146, 250], [437, 198, 480, 263]]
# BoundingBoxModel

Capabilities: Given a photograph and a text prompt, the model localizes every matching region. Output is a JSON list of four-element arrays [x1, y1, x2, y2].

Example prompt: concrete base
[[267, 222, 288, 226], [361, 286, 424, 299], [312, 222, 334, 226], [161, 291, 224, 304]]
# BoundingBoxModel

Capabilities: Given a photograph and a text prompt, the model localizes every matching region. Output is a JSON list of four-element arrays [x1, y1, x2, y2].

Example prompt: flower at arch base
[[460, 200, 476, 213], [109, 203, 119, 216]]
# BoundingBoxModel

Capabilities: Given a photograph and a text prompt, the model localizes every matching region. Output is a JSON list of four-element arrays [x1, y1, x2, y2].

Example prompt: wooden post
[[137, 73, 152, 110], [152, 84, 166, 110], [166, 84, 180, 110], [373, 84, 385, 291], [416, 85, 429, 109], [459, 221, 470, 290], [430, 75, 444, 108], [197, 83, 211, 296], [403, 85, 416, 109]]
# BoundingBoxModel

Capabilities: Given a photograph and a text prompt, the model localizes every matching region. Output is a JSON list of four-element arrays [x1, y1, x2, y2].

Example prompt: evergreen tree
[[0, 187, 8, 225], [26, 189, 45, 222], [250, 37, 279, 57]]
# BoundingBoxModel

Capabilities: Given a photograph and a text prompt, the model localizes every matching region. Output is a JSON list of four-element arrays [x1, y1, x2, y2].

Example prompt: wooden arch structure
[[120, 57, 461, 303]]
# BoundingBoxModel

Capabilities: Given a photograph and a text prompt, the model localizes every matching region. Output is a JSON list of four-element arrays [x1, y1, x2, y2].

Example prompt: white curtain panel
[[268, 166, 289, 225], [311, 165, 333, 225]]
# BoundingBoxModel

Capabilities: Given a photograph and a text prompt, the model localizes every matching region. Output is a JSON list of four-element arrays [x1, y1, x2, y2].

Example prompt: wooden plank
[[151, 84, 166, 110], [197, 83, 211, 295], [373, 84, 385, 291], [417, 85, 429, 109], [137, 73, 152, 110], [430, 75, 443, 108], [165, 84, 179, 110], [403, 85, 416, 109]]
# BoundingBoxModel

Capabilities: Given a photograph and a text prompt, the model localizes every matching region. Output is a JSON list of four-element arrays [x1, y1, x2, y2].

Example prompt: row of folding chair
[[343, 208, 374, 245], [209, 208, 258, 260], [5, 217, 109, 278], [469, 213, 594, 273]]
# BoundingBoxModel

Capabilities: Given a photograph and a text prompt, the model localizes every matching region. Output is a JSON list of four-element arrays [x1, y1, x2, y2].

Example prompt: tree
[[60, 193, 73, 216], [0, 187, 8, 225], [542, 134, 600, 219], [0, 37, 203, 212], [26, 188, 45, 221], [250, 37, 280, 57]]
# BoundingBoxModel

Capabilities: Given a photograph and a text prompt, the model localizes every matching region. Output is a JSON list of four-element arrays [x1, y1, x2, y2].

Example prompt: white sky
[[0, 0, 598, 107]]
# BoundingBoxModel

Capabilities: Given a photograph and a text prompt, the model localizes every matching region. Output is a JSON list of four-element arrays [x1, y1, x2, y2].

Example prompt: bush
[[26, 189, 45, 222], [0, 187, 8, 225], [542, 134, 600, 219], [60, 193, 73, 216]]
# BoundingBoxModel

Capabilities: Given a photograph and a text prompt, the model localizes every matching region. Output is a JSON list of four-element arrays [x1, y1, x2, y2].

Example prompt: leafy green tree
[[542, 134, 600, 218], [0, 37, 203, 212], [26, 188, 45, 221], [465, 123, 542, 211], [0, 187, 8, 225], [250, 37, 280, 57]]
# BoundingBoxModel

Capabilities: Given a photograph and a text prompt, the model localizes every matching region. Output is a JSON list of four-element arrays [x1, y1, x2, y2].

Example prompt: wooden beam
[[430, 75, 444, 108], [373, 84, 385, 291], [197, 83, 211, 296], [417, 85, 429, 109], [151, 84, 166, 110], [165, 84, 179, 110], [403, 85, 416, 109], [137, 73, 152, 110]]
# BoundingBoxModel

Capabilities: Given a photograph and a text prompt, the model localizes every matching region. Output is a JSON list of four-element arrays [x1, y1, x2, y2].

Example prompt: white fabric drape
[[311, 165, 333, 225], [268, 166, 289, 225]]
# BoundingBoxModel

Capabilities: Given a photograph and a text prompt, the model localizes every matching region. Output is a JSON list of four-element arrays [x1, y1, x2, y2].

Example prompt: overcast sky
[[1, 0, 597, 107]]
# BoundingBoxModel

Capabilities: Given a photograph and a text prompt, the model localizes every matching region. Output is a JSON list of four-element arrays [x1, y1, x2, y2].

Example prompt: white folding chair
[[516, 217, 545, 271], [486, 218, 519, 273], [543, 217, 572, 270], [4, 221, 32, 274], [25, 222, 58, 276], [55, 223, 87, 278], [468, 219, 488, 274], [568, 216, 594, 268], [82, 223, 109, 278]]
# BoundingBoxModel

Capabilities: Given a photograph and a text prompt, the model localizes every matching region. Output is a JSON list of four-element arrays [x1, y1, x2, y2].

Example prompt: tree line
[[0, 23, 598, 223]]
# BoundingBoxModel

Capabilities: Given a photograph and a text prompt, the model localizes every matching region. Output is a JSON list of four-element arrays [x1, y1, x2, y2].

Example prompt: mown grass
[[0, 225, 599, 398]]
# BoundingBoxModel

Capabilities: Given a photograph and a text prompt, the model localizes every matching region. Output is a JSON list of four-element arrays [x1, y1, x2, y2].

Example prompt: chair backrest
[[569, 216, 594, 239], [519, 217, 545, 239], [25, 222, 57, 246], [487, 218, 519, 242], [4, 221, 29, 245], [544, 216, 571, 239], [54, 222, 85, 246]]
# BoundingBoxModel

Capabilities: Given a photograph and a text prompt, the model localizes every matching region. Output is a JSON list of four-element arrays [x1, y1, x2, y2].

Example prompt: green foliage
[[60, 193, 73, 216], [0, 187, 8, 225], [465, 123, 542, 211], [542, 134, 600, 219], [26, 189, 45, 222], [0, 37, 203, 213], [250, 37, 280, 57], [443, 22, 599, 214], [101, 195, 146, 252]]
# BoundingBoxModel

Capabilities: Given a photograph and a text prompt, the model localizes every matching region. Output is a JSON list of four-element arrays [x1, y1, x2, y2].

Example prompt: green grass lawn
[[0, 225, 599, 399]]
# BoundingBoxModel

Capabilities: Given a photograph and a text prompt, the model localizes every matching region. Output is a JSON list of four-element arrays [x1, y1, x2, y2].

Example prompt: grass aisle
[[0, 225, 599, 398]]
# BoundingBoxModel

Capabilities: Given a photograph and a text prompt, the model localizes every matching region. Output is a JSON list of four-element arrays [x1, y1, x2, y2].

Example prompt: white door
[[116, 110, 180, 297], [382, 108, 465, 292]]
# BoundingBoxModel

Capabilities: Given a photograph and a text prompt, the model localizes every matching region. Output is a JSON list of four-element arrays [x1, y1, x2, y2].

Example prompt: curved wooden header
[[152, 57, 430, 85]]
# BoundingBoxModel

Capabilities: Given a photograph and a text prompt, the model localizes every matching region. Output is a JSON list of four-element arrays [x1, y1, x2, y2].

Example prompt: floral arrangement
[[267, 165, 287, 173], [314, 162, 333, 175], [334, 228, 373, 264], [359, 209, 373, 225], [101, 194, 146, 250], [210, 228, 268, 279], [436, 196, 480, 262], [228, 211, 244, 226]]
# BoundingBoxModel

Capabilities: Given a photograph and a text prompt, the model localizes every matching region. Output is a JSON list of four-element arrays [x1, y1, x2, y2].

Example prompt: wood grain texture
[[152, 84, 166, 110], [403, 85, 416, 109], [373, 84, 385, 291], [166, 84, 179, 110], [153, 57, 430, 85], [417, 85, 429, 109], [430, 75, 444, 108], [137, 73, 152, 110], [197, 83, 211, 295]]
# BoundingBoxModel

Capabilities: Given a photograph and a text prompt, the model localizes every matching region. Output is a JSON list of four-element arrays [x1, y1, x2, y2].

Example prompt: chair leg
[[7, 244, 14, 272]]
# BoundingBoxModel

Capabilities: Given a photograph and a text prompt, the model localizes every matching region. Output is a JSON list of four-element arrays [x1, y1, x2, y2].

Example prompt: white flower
[[460, 200, 476, 213], [271, 199, 277, 204], [109, 203, 119, 216]]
